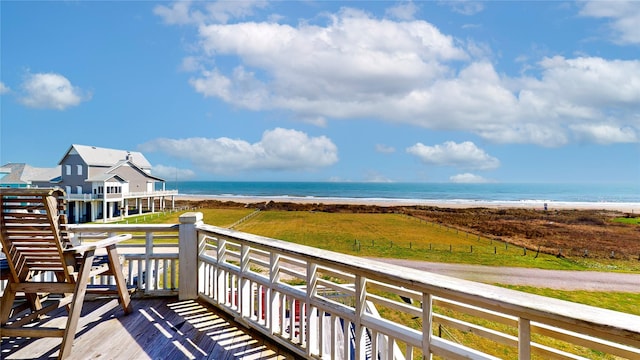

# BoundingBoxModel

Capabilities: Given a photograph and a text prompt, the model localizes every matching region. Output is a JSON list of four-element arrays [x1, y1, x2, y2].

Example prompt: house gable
[[105, 160, 164, 193]]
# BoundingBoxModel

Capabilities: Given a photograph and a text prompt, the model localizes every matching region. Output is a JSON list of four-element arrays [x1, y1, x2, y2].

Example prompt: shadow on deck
[[1, 297, 300, 359]]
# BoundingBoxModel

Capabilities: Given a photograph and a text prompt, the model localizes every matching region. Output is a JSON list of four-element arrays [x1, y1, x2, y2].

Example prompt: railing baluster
[[331, 314, 337, 359], [162, 259, 168, 290], [519, 318, 531, 360], [371, 329, 379, 360], [145, 231, 153, 293], [269, 253, 281, 334], [240, 244, 250, 318], [307, 262, 318, 356], [343, 317, 349, 360], [355, 274, 366, 360], [137, 258, 144, 292], [423, 293, 433, 359], [217, 237, 227, 306], [171, 258, 177, 290]]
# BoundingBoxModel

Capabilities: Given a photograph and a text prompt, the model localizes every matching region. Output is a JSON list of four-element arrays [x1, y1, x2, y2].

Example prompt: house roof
[[60, 144, 152, 169], [86, 173, 128, 183], [0, 163, 61, 185], [105, 160, 165, 182]]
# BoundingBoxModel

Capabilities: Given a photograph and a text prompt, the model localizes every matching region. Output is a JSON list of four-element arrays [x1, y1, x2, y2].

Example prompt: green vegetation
[[236, 210, 623, 271], [500, 285, 640, 315], [613, 216, 640, 225]]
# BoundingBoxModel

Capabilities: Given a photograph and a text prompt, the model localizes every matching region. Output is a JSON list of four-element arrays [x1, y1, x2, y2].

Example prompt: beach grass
[[236, 210, 596, 270]]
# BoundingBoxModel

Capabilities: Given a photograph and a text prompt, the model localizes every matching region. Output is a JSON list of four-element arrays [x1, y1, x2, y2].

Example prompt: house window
[[77, 165, 82, 176], [76, 186, 82, 194], [65, 165, 71, 175], [65, 186, 71, 195]]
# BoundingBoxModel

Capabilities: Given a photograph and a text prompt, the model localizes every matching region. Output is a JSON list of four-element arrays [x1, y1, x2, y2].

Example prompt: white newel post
[[179, 212, 203, 300]]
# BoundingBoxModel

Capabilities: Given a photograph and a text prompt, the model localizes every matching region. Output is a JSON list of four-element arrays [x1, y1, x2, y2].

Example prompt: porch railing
[[65, 189, 178, 201], [3, 212, 639, 359]]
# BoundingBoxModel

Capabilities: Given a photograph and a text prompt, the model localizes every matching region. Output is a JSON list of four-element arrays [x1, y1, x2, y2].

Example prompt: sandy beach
[[174, 194, 639, 213]]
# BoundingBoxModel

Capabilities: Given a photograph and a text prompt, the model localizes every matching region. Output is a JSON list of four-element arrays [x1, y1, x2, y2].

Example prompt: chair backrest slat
[[0, 188, 71, 282]]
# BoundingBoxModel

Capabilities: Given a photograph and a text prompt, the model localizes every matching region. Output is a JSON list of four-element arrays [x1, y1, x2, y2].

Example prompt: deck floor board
[[1, 297, 299, 359]]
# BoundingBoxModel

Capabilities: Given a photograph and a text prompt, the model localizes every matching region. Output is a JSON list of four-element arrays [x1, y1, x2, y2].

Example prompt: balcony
[[65, 189, 178, 201], [2, 212, 639, 359]]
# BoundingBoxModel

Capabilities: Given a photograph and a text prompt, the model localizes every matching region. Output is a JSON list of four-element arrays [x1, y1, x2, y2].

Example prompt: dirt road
[[372, 258, 640, 292]]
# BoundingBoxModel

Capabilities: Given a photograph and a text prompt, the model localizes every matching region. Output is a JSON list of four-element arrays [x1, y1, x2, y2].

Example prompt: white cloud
[[152, 164, 197, 180], [189, 67, 268, 110], [153, 1, 199, 25], [159, 4, 640, 146], [443, 1, 485, 16], [449, 173, 491, 183], [0, 82, 10, 95], [19, 72, 90, 110], [363, 172, 394, 183], [139, 128, 338, 174], [385, 1, 419, 20], [189, 8, 467, 112], [579, 0, 640, 44], [406, 141, 500, 170], [154, 0, 267, 25], [180, 56, 203, 72], [375, 144, 396, 153], [570, 123, 637, 144], [532, 56, 640, 108]]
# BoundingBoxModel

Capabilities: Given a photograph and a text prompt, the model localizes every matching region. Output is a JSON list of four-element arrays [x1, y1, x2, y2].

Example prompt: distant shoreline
[[174, 194, 639, 213]]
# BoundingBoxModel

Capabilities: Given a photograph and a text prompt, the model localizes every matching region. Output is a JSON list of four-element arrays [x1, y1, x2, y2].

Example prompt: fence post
[[179, 212, 203, 300]]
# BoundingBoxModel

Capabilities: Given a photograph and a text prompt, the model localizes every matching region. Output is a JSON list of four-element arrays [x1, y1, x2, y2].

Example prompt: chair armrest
[[64, 234, 132, 253]]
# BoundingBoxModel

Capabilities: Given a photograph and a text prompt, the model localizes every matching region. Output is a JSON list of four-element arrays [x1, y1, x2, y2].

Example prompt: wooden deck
[[1, 296, 300, 359]]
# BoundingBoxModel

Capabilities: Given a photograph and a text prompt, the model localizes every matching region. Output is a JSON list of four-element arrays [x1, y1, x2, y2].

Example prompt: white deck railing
[[65, 189, 178, 201], [3, 212, 639, 360]]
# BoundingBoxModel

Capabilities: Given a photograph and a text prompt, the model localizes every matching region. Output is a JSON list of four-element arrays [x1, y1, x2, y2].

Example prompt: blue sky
[[1, 1, 639, 184]]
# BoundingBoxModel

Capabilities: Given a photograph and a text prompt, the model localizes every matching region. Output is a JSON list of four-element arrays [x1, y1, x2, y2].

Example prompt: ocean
[[167, 181, 640, 208]]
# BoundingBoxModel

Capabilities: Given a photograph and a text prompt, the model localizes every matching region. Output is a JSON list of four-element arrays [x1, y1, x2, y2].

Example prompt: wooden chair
[[0, 188, 133, 359]]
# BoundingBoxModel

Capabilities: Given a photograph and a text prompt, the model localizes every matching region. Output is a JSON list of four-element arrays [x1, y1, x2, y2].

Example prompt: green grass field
[[236, 210, 633, 271], [613, 216, 640, 225]]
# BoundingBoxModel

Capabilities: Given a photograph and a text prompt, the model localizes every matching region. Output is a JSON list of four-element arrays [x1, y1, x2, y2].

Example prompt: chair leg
[[0, 281, 17, 325], [58, 250, 94, 360], [106, 244, 132, 314]]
